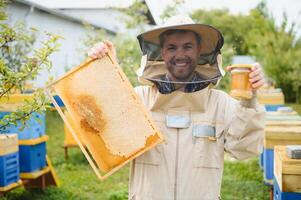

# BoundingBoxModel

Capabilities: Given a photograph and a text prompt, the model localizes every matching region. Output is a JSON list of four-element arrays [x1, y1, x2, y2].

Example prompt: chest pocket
[[193, 138, 221, 168], [192, 122, 224, 168]]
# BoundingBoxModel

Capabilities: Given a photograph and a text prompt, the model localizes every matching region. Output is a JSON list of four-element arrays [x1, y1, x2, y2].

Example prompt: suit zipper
[[174, 129, 179, 200]]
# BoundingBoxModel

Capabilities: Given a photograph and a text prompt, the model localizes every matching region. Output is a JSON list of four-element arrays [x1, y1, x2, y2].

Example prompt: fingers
[[88, 41, 113, 59], [249, 63, 265, 89], [251, 79, 265, 89], [104, 40, 113, 50], [104, 40, 117, 58], [249, 63, 261, 78], [226, 66, 232, 71]]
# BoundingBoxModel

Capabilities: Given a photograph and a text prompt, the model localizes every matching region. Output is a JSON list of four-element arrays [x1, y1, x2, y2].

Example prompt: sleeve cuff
[[240, 91, 258, 108]]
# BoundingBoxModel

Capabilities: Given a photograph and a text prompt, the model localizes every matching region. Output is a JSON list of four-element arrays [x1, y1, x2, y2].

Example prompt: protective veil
[[136, 15, 225, 88]]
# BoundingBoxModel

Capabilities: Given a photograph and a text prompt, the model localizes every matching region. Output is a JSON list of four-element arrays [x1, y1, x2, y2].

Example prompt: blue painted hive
[[0, 111, 45, 139], [19, 135, 48, 173], [0, 134, 19, 187]]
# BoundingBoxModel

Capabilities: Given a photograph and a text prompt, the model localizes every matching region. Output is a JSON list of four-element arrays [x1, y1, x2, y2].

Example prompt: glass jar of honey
[[229, 64, 253, 99]]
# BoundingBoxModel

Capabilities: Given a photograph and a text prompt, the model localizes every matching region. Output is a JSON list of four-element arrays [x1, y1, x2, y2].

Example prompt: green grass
[[221, 158, 270, 200], [2, 111, 129, 200], [8, 104, 301, 199]]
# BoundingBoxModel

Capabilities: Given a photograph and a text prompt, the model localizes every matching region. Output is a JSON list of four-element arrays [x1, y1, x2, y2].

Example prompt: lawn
[[4, 103, 301, 199]]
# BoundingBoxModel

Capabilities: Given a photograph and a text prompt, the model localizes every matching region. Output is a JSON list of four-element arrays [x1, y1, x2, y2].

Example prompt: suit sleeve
[[223, 96, 266, 160]]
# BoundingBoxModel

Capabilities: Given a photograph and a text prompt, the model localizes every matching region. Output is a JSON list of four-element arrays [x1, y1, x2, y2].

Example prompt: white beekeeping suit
[[129, 15, 265, 200]]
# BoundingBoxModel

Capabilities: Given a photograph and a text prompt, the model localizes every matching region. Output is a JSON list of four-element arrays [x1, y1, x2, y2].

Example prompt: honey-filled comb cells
[[46, 54, 164, 179]]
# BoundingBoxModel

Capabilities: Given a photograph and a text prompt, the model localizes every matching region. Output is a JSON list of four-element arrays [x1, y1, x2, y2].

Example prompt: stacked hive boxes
[[263, 110, 301, 185], [0, 112, 45, 140], [18, 135, 48, 174], [0, 94, 47, 176], [50, 94, 65, 109], [273, 146, 301, 199], [256, 87, 285, 170], [257, 88, 285, 111], [0, 134, 20, 192]]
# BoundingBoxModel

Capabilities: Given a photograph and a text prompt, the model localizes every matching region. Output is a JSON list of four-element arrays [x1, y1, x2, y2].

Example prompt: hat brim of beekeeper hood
[[136, 16, 225, 86], [137, 23, 224, 61]]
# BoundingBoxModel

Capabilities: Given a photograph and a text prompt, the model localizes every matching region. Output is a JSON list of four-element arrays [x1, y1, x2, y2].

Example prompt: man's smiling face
[[161, 31, 201, 82]]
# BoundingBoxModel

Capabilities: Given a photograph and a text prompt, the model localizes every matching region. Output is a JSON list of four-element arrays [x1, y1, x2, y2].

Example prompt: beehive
[[263, 124, 301, 182], [0, 134, 19, 188], [0, 105, 46, 140], [46, 55, 164, 179], [267, 110, 298, 116], [264, 105, 284, 112], [0, 134, 18, 156], [266, 115, 301, 122], [274, 146, 301, 193], [19, 135, 48, 173], [264, 126, 301, 149], [50, 94, 65, 108], [266, 112, 301, 127], [257, 89, 285, 105], [0, 94, 34, 104], [265, 106, 301, 127]]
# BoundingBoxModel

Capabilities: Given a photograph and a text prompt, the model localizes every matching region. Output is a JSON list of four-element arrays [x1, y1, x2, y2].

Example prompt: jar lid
[[229, 64, 253, 70]]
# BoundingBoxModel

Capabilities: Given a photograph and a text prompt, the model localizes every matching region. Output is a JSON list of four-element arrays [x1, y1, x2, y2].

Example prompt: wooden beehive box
[[266, 120, 301, 127], [0, 134, 18, 156], [266, 114, 301, 122], [257, 90, 284, 105], [46, 55, 164, 179], [266, 112, 301, 127], [274, 146, 301, 192], [264, 126, 301, 149]]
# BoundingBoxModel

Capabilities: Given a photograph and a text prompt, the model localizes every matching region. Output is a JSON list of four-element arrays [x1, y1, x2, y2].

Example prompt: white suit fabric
[[129, 85, 265, 200]]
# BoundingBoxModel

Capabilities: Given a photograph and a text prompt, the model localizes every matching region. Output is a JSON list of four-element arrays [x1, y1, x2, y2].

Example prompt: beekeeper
[[89, 15, 265, 200]]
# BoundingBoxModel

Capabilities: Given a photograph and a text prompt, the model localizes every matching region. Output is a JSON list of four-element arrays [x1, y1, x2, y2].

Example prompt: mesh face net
[[136, 27, 224, 85]]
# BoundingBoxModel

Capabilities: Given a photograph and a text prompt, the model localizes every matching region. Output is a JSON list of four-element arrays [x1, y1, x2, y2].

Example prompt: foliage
[[113, 34, 141, 86], [76, 23, 107, 64], [0, 1, 60, 131], [160, 0, 185, 22], [192, 1, 301, 102], [78, 25, 142, 87], [247, 5, 301, 103], [118, 0, 149, 30]]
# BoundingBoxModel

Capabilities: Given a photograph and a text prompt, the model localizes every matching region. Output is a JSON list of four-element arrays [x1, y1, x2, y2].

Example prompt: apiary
[[263, 124, 301, 184], [19, 135, 48, 173], [273, 146, 301, 199], [0, 107, 46, 140], [257, 89, 285, 105], [46, 54, 164, 179], [0, 134, 19, 189]]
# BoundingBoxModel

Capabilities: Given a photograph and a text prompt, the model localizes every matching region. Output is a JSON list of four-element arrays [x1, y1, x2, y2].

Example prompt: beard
[[166, 57, 197, 82]]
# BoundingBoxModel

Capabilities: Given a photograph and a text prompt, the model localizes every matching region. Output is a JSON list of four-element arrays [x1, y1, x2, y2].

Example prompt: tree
[[77, 24, 141, 86], [192, 1, 301, 102], [160, 0, 185, 22], [0, 0, 61, 131]]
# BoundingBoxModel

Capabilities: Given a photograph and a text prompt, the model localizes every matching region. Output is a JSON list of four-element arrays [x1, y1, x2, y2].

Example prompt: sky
[[148, 0, 301, 37], [27, 0, 301, 34], [184, 0, 301, 26]]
